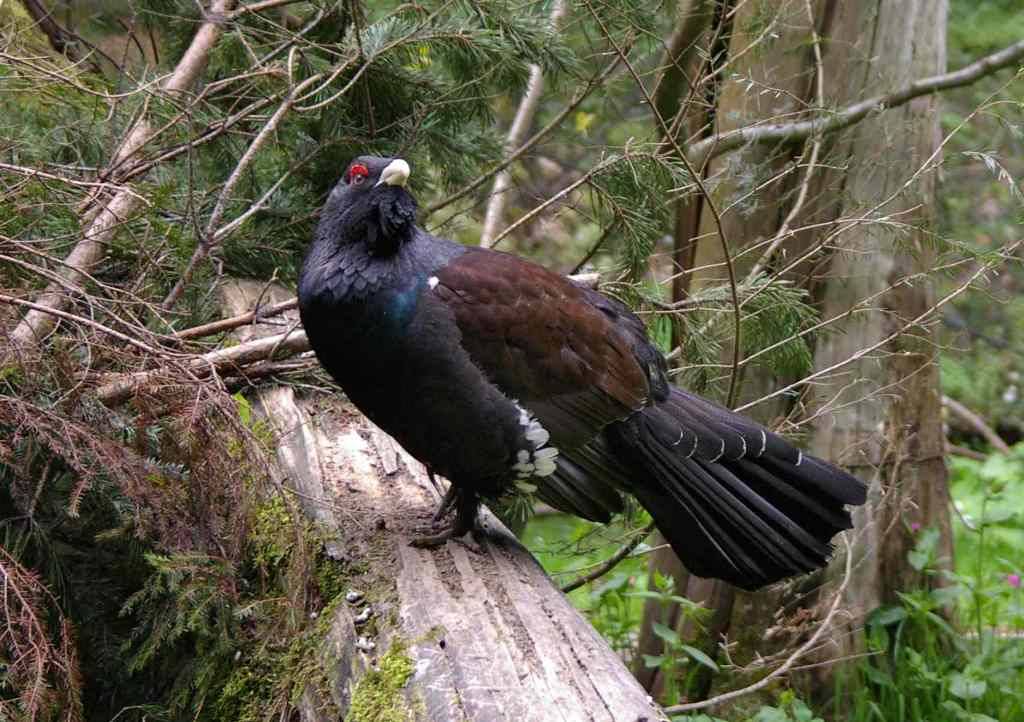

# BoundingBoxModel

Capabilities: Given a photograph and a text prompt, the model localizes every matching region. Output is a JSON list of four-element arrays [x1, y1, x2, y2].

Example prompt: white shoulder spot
[[428, 276, 439, 289]]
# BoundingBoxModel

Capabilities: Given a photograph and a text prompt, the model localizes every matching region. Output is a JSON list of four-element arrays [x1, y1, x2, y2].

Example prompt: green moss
[[345, 639, 415, 722], [316, 553, 350, 602], [249, 494, 293, 570]]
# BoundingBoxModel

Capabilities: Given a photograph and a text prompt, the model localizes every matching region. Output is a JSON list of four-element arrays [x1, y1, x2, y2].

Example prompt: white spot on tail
[[709, 438, 726, 463], [758, 429, 767, 457], [428, 276, 439, 289]]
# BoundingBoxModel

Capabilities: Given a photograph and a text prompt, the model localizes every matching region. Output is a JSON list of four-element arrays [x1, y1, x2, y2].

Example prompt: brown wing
[[433, 247, 659, 449]]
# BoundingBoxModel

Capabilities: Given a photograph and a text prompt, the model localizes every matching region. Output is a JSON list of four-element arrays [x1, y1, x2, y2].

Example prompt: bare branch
[[943, 395, 1011, 454], [173, 299, 299, 341], [561, 521, 656, 593], [479, 0, 567, 246], [687, 38, 1024, 169]]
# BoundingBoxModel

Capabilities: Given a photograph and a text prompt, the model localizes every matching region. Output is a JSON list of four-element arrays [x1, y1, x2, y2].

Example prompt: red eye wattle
[[348, 163, 369, 183]]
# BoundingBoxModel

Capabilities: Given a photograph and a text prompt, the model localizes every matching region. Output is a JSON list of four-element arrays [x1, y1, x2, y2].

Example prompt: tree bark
[[221, 280, 668, 722], [639, 0, 955, 705], [801, 0, 953, 675]]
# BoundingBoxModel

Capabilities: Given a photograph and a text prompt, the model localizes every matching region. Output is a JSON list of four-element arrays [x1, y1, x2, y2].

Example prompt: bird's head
[[317, 156, 417, 257]]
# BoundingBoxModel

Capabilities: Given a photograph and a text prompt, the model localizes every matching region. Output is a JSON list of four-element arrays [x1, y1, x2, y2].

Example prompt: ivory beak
[[376, 158, 410, 187]]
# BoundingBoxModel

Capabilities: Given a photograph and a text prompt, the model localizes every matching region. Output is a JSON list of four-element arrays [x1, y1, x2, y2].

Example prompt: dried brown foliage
[[0, 546, 83, 722]]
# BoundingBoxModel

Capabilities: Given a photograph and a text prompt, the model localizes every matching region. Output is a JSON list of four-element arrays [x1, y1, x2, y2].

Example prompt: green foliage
[[948, 445, 1024, 628], [344, 638, 415, 722], [633, 573, 715, 706], [525, 513, 651, 656], [663, 276, 817, 394], [834, 477, 1024, 722], [590, 155, 692, 279]]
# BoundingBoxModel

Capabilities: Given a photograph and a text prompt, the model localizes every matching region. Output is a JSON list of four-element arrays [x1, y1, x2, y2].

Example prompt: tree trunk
[[801, 0, 953, 675], [220, 281, 668, 722], [637, 0, 954, 703]]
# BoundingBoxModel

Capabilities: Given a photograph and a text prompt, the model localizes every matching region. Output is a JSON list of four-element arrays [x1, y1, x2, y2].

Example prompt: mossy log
[[222, 280, 666, 722]]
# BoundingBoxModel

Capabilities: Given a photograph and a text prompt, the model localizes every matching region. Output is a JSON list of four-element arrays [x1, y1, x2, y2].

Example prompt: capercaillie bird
[[297, 156, 866, 591]]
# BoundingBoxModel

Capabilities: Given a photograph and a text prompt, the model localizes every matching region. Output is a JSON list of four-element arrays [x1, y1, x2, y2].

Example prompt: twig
[[560, 521, 656, 594], [943, 396, 1011, 454], [173, 298, 299, 340]]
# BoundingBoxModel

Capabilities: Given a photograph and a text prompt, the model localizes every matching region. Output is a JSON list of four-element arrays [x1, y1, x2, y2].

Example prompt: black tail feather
[[608, 388, 866, 591]]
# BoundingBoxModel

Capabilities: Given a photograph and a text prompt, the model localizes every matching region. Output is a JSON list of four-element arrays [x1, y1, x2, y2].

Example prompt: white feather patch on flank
[[796, 450, 804, 467], [511, 402, 559, 480], [428, 276, 439, 289], [758, 429, 767, 457]]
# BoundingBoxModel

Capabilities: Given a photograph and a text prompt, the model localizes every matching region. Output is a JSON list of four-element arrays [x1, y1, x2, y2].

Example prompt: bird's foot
[[410, 484, 482, 552], [409, 526, 462, 548]]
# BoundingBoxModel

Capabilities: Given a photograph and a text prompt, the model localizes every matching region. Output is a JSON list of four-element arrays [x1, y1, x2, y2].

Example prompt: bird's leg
[[431, 479, 459, 523], [410, 486, 480, 548]]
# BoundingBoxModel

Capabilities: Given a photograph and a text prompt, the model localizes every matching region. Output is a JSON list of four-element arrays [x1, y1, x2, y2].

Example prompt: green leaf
[[680, 645, 718, 672], [652, 621, 680, 647], [233, 392, 252, 427], [861, 662, 895, 688], [949, 672, 987, 700], [752, 706, 790, 722], [980, 506, 1016, 525], [868, 605, 907, 627], [642, 654, 667, 669]]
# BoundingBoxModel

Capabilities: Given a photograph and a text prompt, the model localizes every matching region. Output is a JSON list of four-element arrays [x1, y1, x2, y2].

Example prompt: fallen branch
[[173, 298, 299, 340], [95, 327, 309, 405], [97, 271, 600, 404], [943, 395, 1011, 454]]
